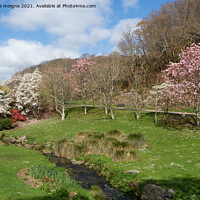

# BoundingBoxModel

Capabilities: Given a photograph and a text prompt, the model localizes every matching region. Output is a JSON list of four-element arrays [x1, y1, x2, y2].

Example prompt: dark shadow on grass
[[156, 114, 197, 131], [15, 196, 61, 200], [65, 106, 84, 116], [65, 106, 99, 117], [137, 176, 200, 199], [142, 112, 198, 131], [141, 112, 155, 118]]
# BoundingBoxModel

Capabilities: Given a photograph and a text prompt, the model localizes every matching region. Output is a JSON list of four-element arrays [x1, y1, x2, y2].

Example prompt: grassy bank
[[0, 145, 52, 200], [3, 107, 200, 199], [0, 145, 94, 200]]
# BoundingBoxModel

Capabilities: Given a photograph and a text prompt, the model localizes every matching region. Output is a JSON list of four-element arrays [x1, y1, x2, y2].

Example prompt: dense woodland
[[0, 0, 200, 125]]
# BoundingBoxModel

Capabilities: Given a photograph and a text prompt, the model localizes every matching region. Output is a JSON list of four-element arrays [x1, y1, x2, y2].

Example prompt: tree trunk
[[195, 94, 199, 127], [105, 106, 108, 114], [61, 114, 65, 120], [55, 103, 65, 121], [110, 107, 114, 119], [197, 112, 200, 127], [61, 106, 65, 120], [84, 105, 87, 115], [92, 95, 95, 107], [100, 98, 103, 109], [99, 87, 103, 109], [165, 105, 169, 115], [84, 98, 87, 115], [155, 110, 158, 124], [155, 96, 158, 124], [135, 111, 139, 120]]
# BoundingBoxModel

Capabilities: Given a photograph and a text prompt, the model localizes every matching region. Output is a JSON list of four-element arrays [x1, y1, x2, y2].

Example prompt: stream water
[[45, 154, 137, 200]]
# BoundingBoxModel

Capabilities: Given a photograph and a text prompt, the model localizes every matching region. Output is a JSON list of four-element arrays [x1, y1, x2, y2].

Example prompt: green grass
[[0, 145, 94, 200], [0, 145, 53, 200], [28, 165, 94, 199], [3, 107, 200, 199], [67, 100, 197, 113], [53, 130, 146, 161]]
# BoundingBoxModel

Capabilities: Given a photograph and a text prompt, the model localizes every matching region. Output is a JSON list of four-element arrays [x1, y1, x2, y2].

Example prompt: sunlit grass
[[3, 107, 200, 199], [0, 145, 53, 199]]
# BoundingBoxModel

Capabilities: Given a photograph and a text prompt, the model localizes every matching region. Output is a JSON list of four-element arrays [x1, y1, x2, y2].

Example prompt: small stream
[[45, 154, 137, 200]]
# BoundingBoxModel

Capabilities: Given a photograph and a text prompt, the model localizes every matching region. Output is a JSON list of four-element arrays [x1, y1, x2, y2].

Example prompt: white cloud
[[0, 0, 111, 36], [0, 66, 17, 81], [0, 0, 141, 80], [0, 0, 113, 80], [90, 28, 111, 42], [110, 18, 141, 44], [121, 0, 139, 8], [0, 17, 141, 81], [0, 39, 78, 81], [0, 0, 112, 56]]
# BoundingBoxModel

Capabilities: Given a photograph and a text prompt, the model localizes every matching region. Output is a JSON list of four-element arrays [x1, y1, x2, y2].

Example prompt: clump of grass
[[74, 144, 88, 155], [53, 139, 86, 159], [93, 133, 105, 140], [29, 165, 94, 199], [127, 133, 146, 148], [29, 165, 71, 188], [51, 187, 69, 198], [112, 141, 128, 149], [103, 137, 118, 148], [129, 150, 137, 159], [53, 130, 147, 162], [115, 150, 125, 159], [0, 133, 5, 140], [106, 129, 123, 136], [90, 185, 106, 200]]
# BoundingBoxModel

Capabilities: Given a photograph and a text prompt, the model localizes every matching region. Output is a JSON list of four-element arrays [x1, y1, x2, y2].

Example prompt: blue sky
[[0, 0, 174, 80]]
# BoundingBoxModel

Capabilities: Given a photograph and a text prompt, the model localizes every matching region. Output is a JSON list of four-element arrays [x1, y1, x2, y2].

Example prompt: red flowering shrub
[[10, 110, 26, 122]]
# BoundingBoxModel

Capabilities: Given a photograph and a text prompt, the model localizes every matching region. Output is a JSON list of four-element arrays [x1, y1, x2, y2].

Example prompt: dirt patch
[[0, 141, 4, 146], [42, 111, 57, 119], [16, 119, 41, 128], [17, 168, 43, 189]]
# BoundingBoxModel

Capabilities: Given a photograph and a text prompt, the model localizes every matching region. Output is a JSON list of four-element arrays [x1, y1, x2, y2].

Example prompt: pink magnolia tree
[[161, 43, 200, 126], [70, 58, 94, 115]]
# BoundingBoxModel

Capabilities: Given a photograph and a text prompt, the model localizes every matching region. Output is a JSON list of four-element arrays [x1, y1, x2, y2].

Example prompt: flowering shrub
[[15, 68, 41, 114], [10, 110, 26, 122]]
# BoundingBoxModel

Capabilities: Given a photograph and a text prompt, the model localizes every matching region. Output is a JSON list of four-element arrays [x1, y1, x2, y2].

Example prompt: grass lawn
[[0, 144, 94, 200], [2, 107, 200, 199], [0, 145, 54, 200]]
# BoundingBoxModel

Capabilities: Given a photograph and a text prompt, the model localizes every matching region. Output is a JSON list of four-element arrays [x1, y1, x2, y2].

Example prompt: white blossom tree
[[0, 89, 11, 117], [149, 82, 171, 123], [15, 68, 42, 115]]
